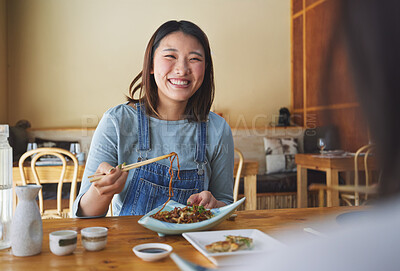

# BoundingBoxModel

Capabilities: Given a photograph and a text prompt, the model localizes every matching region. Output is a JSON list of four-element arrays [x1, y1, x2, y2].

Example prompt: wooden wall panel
[[306, 0, 321, 7], [307, 108, 369, 152], [292, 0, 303, 15], [321, 40, 359, 106], [292, 112, 304, 127], [292, 16, 304, 110], [291, 0, 369, 151], [305, 0, 335, 108], [306, 1, 357, 108]]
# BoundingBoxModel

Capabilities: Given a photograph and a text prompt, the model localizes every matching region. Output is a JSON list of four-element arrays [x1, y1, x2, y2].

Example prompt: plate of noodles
[[138, 197, 246, 236]]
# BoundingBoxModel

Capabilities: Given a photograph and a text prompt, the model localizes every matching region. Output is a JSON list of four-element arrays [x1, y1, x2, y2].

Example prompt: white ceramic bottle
[[0, 125, 13, 250], [11, 185, 43, 256]]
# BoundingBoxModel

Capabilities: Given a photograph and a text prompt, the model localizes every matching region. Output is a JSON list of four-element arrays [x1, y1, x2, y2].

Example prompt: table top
[[0, 206, 361, 270], [295, 153, 376, 171]]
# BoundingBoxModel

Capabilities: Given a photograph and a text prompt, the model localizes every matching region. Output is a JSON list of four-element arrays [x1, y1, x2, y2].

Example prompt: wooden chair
[[18, 147, 79, 219], [233, 148, 244, 202], [309, 144, 378, 207]]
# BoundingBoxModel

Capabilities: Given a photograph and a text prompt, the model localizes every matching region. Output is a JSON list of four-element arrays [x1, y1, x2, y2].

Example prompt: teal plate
[[138, 198, 246, 236]]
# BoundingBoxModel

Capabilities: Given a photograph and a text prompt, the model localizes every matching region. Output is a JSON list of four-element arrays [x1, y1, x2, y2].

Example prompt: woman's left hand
[[187, 191, 226, 209]]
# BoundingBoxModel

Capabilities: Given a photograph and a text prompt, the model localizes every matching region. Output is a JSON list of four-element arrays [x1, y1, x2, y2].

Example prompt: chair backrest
[[309, 144, 378, 207], [354, 143, 375, 206], [233, 148, 244, 202], [18, 147, 79, 218]]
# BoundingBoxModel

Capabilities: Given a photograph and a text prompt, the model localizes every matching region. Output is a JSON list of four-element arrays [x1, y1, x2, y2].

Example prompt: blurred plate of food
[[183, 229, 284, 266], [138, 197, 245, 236]]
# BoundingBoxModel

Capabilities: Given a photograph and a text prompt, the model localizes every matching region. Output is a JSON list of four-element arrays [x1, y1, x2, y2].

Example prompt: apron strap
[[136, 103, 151, 159], [195, 121, 207, 175]]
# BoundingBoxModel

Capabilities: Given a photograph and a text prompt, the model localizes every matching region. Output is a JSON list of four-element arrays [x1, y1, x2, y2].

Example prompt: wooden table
[[295, 153, 376, 208], [13, 160, 259, 210], [0, 206, 360, 270]]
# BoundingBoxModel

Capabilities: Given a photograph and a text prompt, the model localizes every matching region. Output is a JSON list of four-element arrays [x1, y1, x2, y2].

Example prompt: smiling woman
[[128, 20, 214, 123], [73, 20, 234, 218]]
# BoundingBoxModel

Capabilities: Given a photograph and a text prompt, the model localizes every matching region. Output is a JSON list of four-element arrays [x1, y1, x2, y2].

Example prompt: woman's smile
[[168, 78, 190, 87]]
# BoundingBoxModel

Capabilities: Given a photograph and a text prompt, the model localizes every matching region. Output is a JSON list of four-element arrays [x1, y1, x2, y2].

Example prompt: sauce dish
[[133, 243, 172, 261]]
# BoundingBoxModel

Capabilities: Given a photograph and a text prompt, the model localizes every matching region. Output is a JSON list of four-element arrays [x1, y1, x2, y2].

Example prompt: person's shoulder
[[208, 112, 229, 126], [104, 102, 137, 118], [208, 112, 232, 138]]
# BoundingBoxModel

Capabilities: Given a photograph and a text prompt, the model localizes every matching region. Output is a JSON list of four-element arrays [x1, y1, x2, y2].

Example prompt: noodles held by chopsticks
[[154, 153, 180, 215]]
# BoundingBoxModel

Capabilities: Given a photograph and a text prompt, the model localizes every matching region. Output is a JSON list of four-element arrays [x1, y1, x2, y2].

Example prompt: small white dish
[[81, 227, 108, 251], [133, 243, 173, 261], [49, 230, 77, 256]]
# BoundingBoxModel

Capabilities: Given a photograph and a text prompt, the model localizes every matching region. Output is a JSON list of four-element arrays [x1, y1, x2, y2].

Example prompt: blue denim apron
[[119, 103, 206, 216]]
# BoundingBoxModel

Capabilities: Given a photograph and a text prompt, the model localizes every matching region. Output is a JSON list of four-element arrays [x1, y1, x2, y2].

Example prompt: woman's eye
[[164, 55, 176, 59], [190, 57, 202, 62]]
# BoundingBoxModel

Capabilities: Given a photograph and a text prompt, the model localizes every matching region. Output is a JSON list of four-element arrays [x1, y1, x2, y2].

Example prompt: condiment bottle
[[0, 124, 13, 250]]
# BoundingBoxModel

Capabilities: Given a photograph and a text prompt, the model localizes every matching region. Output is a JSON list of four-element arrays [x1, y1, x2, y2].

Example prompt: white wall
[[6, 0, 290, 129]]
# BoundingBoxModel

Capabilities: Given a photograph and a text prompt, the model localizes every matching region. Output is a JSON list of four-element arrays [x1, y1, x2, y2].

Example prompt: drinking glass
[[27, 142, 38, 159], [317, 138, 326, 153], [27, 142, 38, 152], [69, 143, 81, 155]]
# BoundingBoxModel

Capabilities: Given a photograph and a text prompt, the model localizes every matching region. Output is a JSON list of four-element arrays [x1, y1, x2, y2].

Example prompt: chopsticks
[[88, 152, 176, 183], [303, 227, 327, 238]]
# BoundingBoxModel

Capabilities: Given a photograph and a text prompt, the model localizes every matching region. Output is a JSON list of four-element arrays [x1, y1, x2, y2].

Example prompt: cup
[[81, 227, 108, 251], [317, 138, 326, 153], [27, 143, 38, 152], [76, 152, 85, 164], [49, 230, 77, 256], [69, 143, 81, 155]]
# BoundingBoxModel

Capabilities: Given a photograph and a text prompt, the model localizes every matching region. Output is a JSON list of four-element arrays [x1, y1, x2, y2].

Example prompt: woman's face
[[152, 31, 206, 106]]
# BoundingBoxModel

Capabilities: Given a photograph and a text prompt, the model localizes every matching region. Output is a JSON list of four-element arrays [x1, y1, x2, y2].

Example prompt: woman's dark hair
[[127, 20, 214, 122], [339, 0, 400, 198]]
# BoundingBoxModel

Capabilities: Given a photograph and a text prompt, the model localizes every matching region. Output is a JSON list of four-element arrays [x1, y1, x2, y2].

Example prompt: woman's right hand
[[91, 162, 129, 197], [78, 162, 129, 217]]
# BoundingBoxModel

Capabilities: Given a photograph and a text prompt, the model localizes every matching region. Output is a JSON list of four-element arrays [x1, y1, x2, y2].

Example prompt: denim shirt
[[73, 103, 234, 217]]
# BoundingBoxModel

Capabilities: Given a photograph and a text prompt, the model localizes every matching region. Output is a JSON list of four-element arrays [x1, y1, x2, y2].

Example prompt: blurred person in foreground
[[239, 1, 400, 270]]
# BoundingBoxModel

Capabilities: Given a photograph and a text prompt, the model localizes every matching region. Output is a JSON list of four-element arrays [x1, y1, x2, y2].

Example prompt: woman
[[73, 20, 234, 217]]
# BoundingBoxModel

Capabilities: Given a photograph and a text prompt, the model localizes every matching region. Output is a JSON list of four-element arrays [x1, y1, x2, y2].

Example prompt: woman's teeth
[[170, 79, 189, 85]]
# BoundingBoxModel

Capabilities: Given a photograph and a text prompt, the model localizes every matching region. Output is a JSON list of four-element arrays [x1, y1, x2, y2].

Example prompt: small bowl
[[133, 243, 173, 261], [49, 230, 78, 256], [81, 227, 108, 251]]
